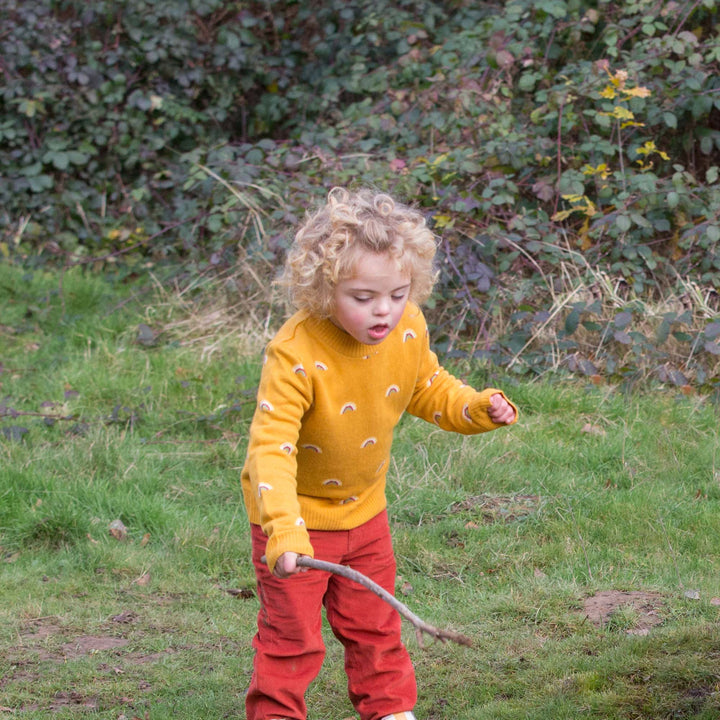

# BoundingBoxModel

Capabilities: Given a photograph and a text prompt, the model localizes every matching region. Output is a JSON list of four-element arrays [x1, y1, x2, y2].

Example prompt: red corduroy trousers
[[246, 510, 417, 720]]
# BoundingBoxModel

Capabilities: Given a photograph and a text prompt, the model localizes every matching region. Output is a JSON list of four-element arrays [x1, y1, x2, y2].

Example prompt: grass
[[1, 263, 720, 719]]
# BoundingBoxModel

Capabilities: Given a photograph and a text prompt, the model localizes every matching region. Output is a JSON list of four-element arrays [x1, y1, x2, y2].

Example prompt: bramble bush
[[1, 0, 719, 388]]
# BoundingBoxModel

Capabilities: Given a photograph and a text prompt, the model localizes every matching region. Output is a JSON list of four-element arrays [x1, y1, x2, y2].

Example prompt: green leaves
[[0, 0, 719, 391]]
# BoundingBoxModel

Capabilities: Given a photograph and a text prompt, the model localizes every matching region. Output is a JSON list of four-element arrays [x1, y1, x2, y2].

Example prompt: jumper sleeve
[[244, 341, 315, 572], [406, 317, 518, 434]]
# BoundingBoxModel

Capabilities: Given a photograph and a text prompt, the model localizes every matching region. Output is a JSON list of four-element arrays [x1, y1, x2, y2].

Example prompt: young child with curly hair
[[241, 187, 517, 720]]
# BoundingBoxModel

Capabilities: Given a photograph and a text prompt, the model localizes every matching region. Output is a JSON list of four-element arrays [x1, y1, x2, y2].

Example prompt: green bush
[[2, 0, 720, 385]]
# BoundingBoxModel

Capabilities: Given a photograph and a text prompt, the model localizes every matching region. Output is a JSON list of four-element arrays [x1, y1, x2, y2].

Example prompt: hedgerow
[[1, 0, 719, 387]]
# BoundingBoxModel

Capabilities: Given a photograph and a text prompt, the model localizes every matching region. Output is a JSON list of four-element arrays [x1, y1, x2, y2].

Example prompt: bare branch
[[261, 555, 473, 647]]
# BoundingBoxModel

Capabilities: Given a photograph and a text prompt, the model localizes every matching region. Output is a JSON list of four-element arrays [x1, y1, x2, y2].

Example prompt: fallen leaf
[[112, 611, 137, 623], [581, 423, 606, 436], [684, 589, 700, 600], [710, 598, 720, 606], [134, 572, 151, 586], [225, 587, 255, 599], [108, 519, 128, 541], [140, 533, 151, 547]]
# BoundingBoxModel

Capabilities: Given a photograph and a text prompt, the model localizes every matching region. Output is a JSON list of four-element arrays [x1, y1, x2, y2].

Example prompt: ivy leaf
[[564, 308, 581, 335], [613, 330, 632, 345], [613, 311, 632, 329]]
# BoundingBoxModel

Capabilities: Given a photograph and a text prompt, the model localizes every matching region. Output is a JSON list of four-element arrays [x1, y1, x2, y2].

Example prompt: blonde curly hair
[[279, 187, 438, 317]]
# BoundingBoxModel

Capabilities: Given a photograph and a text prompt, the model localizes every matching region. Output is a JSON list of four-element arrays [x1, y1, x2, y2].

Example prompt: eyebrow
[[347, 282, 411, 294]]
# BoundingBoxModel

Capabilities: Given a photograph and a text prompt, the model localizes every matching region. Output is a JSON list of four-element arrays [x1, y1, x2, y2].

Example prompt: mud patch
[[49, 691, 100, 711], [61, 635, 130, 659], [583, 590, 664, 634], [450, 494, 541, 523]]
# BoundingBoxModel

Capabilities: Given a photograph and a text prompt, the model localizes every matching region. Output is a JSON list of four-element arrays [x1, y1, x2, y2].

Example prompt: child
[[241, 187, 517, 720]]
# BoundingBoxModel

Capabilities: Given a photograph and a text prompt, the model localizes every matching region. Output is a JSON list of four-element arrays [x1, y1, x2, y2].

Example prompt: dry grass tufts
[[144, 261, 289, 362]]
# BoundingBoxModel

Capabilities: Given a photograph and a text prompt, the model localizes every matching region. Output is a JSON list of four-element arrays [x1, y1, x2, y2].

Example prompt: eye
[[392, 292, 408, 301], [354, 296, 371, 303]]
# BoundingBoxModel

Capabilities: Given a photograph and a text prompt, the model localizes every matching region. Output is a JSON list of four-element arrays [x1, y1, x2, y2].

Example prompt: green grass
[[2, 263, 720, 719]]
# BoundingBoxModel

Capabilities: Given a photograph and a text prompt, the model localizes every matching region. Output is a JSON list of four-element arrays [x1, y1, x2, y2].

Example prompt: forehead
[[343, 250, 410, 285]]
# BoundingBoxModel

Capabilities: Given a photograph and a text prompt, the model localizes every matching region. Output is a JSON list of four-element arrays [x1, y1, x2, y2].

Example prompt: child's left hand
[[488, 393, 516, 424]]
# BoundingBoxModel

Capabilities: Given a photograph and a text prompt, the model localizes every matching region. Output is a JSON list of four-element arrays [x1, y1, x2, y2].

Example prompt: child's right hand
[[274, 552, 309, 578]]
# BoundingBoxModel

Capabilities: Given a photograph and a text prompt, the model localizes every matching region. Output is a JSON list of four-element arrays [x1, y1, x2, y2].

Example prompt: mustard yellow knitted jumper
[[241, 303, 517, 572]]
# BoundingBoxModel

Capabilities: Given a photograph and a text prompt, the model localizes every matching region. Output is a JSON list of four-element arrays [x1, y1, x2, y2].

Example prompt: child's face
[[331, 251, 411, 345]]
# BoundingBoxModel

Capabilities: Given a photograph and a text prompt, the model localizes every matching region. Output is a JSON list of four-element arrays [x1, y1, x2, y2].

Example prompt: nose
[[374, 296, 391, 316]]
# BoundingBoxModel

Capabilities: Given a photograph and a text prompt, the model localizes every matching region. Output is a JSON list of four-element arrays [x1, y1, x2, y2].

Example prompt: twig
[[261, 555, 473, 647]]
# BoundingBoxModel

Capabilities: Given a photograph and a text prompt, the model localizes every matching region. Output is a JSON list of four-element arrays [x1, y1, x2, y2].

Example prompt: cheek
[[344, 307, 369, 327], [335, 300, 366, 328]]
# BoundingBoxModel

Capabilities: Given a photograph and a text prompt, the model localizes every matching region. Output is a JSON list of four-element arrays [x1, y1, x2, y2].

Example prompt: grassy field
[[1, 264, 720, 719]]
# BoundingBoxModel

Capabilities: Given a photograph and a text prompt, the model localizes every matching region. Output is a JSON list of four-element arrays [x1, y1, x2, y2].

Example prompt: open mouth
[[368, 324, 389, 340]]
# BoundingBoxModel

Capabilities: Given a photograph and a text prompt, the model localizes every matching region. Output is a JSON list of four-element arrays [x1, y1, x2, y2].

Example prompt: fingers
[[489, 394, 516, 424], [273, 552, 309, 578]]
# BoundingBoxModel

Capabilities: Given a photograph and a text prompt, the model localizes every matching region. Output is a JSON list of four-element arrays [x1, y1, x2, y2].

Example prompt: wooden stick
[[261, 555, 472, 647]]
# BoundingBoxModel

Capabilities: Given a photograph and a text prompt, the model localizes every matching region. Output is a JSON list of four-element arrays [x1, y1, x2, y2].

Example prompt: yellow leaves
[[624, 86, 651, 99], [598, 105, 645, 129], [611, 106, 635, 121], [105, 226, 147, 244], [582, 163, 610, 179], [636, 141, 670, 161], [601, 68, 650, 100], [432, 214, 454, 229], [598, 68, 651, 128], [551, 194, 597, 222]]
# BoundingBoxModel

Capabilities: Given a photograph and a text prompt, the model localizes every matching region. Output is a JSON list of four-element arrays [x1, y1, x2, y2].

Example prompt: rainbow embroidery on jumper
[[280, 442, 294, 455], [314, 361, 328, 371], [301, 443, 322, 453], [339, 496, 358, 505], [322, 478, 342, 487], [340, 402, 357, 414], [403, 329, 417, 342], [427, 370, 439, 387], [463, 404, 472, 422], [292, 364, 307, 376], [360, 437, 377, 448], [257, 482, 273, 496], [433, 411, 442, 425], [259, 399, 274, 412], [295, 517, 305, 526], [385, 384, 400, 396]]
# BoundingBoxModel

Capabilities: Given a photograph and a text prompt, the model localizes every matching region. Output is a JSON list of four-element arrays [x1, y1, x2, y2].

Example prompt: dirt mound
[[583, 590, 664, 635]]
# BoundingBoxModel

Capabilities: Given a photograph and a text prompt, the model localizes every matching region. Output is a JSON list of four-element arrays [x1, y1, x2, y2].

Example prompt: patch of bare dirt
[[49, 692, 100, 711], [583, 590, 665, 634], [60, 635, 130, 659], [16, 619, 131, 661], [450, 493, 541, 523]]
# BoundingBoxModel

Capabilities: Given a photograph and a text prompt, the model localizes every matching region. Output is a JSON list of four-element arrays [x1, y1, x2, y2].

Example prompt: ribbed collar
[[302, 314, 387, 359]]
